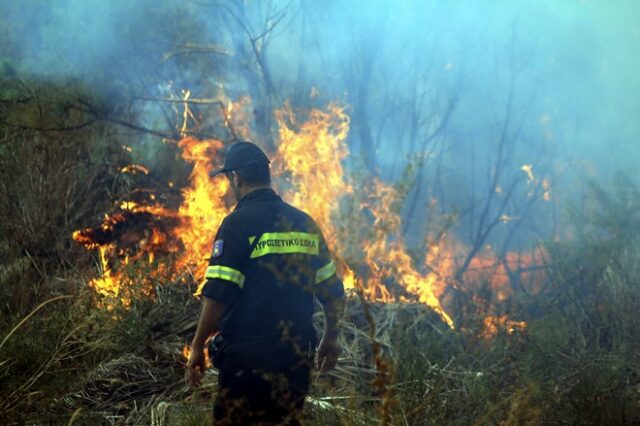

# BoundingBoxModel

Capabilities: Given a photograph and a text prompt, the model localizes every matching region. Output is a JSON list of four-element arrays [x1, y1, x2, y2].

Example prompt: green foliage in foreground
[[0, 178, 640, 425]]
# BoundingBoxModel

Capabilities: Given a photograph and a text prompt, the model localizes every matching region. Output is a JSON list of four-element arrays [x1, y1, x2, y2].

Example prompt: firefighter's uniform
[[198, 187, 344, 424]]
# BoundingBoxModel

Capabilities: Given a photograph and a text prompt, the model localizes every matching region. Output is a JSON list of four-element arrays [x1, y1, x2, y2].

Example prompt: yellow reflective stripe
[[205, 265, 245, 287], [315, 260, 336, 285], [249, 232, 319, 259]]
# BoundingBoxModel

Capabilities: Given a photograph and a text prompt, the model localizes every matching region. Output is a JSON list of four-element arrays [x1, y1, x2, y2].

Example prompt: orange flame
[[274, 102, 351, 251], [354, 180, 455, 327], [90, 245, 120, 298], [182, 344, 191, 360], [274, 103, 454, 327], [174, 137, 230, 281], [73, 138, 230, 299], [480, 315, 527, 338], [182, 343, 212, 368], [74, 99, 541, 335]]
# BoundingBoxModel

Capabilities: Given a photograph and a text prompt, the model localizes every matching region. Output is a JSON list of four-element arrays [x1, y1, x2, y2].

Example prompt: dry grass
[[1, 260, 639, 425], [2, 99, 640, 424]]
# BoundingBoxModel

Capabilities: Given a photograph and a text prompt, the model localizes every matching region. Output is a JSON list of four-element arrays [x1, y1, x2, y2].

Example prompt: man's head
[[210, 142, 271, 201]]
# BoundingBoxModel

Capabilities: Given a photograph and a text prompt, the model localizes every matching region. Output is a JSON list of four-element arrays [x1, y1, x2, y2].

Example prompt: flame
[[274, 102, 351, 254], [274, 103, 454, 328], [90, 245, 120, 297], [465, 247, 546, 304], [352, 179, 455, 327], [480, 315, 527, 338], [174, 137, 230, 280], [182, 343, 212, 368], [73, 138, 230, 299], [74, 99, 540, 335], [182, 344, 191, 360]]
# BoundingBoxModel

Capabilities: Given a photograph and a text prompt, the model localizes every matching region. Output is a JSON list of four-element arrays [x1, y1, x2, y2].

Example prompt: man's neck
[[238, 185, 272, 200]]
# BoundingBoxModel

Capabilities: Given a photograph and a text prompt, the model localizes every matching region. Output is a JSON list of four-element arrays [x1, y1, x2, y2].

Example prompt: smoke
[[3, 0, 639, 248], [263, 0, 639, 178], [3, 0, 140, 78]]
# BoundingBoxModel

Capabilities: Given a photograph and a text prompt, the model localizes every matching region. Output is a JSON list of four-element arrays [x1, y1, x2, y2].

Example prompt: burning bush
[[2, 75, 639, 425]]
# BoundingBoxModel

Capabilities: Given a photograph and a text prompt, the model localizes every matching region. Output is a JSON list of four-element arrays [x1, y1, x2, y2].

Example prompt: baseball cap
[[210, 142, 270, 177]]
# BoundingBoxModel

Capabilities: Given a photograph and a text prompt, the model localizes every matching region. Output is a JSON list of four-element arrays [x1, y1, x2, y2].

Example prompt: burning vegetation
[[3, 1, 640, 424], [72, 101, 539, 337]]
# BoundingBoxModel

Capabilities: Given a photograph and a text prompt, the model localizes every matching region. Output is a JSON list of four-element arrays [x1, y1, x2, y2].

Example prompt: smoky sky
[[3, 0, 639, 247], [4, 1, 638, 163]]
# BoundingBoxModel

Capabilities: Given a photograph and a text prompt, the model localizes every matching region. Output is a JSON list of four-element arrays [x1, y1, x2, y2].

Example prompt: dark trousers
[[213, 340, 313, 425]]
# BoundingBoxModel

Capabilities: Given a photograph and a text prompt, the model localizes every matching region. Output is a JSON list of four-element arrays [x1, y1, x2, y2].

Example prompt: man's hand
[[317, 297, 343, 373], [316, 337, 340, 373], [186, 297, 227, 388], [185, 346, 206, 388]]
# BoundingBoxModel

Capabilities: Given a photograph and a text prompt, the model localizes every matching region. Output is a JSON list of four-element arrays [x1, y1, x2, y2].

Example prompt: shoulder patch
[[212, 240, 224, 258]]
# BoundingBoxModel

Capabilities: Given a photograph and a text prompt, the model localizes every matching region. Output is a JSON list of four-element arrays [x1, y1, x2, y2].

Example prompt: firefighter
[[185, 142, 345, 425]]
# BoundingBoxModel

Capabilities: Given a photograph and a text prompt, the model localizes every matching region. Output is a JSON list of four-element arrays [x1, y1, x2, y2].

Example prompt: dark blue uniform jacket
[[199, 188, 344, 347]]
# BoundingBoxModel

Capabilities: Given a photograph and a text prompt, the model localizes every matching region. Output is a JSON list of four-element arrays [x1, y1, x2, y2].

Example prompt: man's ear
[[234, 173, 243, 189]]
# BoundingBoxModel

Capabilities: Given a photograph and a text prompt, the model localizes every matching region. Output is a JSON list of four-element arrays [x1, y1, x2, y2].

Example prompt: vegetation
[[2, 2, 639, 421], [1, 82, 639, 424]]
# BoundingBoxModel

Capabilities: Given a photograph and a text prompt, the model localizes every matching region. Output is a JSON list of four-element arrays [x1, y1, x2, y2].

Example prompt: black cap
[[210, 142, 270, 177]]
